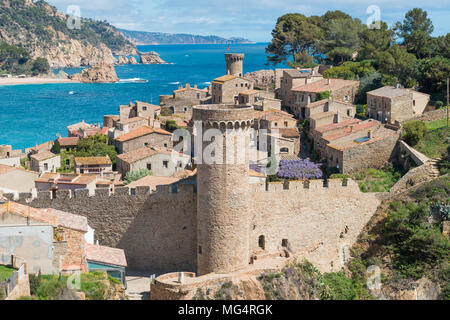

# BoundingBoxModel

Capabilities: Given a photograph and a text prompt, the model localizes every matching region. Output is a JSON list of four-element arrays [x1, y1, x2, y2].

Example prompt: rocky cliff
[[0, 0, 137, 68], [70, 63, 119, 83], [140, 52, 167, 64]]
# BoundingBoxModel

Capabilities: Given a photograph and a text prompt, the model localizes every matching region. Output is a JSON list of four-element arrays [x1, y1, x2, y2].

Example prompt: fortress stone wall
[[249, 179, 380, 272], [8, 184, 198, 272], [6, 177, 380, 274]]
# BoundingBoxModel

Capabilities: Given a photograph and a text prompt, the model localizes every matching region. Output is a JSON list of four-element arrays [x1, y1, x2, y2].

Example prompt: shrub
[[403, 120, 428, 146], [124, 168, 152, 185]]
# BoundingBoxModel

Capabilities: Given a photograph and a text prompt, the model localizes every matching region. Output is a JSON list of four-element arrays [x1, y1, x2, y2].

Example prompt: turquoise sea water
[[0, 43, 283, 150]]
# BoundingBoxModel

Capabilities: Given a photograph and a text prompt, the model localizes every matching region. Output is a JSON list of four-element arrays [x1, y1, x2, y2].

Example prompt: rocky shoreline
[[115, 51, 167, 66]]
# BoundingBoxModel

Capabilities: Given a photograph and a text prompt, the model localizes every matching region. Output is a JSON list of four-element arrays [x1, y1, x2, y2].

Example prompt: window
[[413, 100, 416, 106], [284, 121, 288, 127], [198, 246, 202, 254], [274, 122, 278, 127], [280, 147, 289, 153], [144, 142, 149, 147], [178, 161, 183, 168], [282, 239, 288, 248], [143, 106, 147, 111], [241, 83, 244, 87], [44, 163, 48, 171], [6, 152, 10, 157], [344, 95, 349, 102], [258, 236, 266, 250], [163, 160, 169, 168], [184, 107, 187, 112], [66, 159, 70, 166], [147, 163, 152, 170], [164, 143, 168, 148]]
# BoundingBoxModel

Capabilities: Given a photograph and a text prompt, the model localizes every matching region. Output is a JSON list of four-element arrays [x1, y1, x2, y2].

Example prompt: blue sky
[[47, 0, 450, 42]]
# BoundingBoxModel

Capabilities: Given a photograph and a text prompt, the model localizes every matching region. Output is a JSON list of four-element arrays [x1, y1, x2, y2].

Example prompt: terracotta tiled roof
[[313, 118, 360, 134], [85, 243, 127, 267], [212, 75, 237, 83], [117, 147, 172, 164], [115, 126, 171, 142], [30, 150, 58, 161], [57, 137, 79, 147], [254, 109, 295, 121], [291, 78, 359, 93], [28, 141, 53, 152], [309, 111, 336, 120], [323, 120, 379, 142], [278, 128, 300, 138], [35, 173, 98, 186], [75, 156, 112, 166], [4, 202, 88, 233], [127, 175, 181, 190]]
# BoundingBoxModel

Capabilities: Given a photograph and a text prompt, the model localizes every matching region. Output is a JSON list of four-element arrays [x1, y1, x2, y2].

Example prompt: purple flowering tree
[[277, 159, 323, 180]]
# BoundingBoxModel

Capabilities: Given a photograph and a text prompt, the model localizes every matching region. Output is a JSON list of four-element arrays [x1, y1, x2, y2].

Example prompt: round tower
[[225, 53, 244, 77], [193, 105, 254, 276]]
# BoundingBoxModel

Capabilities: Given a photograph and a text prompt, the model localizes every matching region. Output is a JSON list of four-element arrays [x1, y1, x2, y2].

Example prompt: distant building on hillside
[[114, 126, 172, 154], [366, 86, 430, 124], [291, 78, 359, 119], [30, 150, 60, 173], [74, 156, 112, 175]]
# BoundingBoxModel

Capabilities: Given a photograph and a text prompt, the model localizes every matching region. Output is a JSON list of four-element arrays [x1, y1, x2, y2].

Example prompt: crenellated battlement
[[249, 178, 360, 194], [3, 183, 197, 203]]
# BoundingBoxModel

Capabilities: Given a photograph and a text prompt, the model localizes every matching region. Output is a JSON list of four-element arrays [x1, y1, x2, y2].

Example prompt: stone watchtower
[[192, 105, 254, 276], [225, 53, 244, 77]]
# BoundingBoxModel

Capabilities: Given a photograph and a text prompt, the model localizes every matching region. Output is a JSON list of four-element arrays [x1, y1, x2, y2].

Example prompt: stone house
[[0, 145, 21, 167], [74, 156, 112, 174], [30, 150, 61, 173], [54, 137, 79, 152], [25, 141, 54, 156], [173, 83, 208, 101], [159, 84, 208, 117], [254, 110, 300, 156], [325, 125, 399, 174], [67, 120, 99, 138], [238, 89, 281, 111], [366, 86, 430, 124], [291, 78, 360, 119], [35, 173, 98, 196], [0, 164, 38, 194], [303, 99, 356, 126], [114, 126, 172, 154], [116, 147, 189, 178], [277, 68, 323, 107], [211, 75, 254, 104], [310, 118, 398, 172], [0, 202, 126, 282]]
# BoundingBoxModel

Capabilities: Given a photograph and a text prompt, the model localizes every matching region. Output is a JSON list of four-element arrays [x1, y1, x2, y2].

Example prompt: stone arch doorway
[[258, 235, 266, 250]]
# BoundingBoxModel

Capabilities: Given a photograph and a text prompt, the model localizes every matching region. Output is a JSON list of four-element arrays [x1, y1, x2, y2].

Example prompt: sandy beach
[[0, 77, 78, 86]]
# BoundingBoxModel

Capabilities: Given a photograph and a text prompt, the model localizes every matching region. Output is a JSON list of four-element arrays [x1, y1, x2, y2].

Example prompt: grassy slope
[[0, 265, 14, 281], [415, 119, 449, 159]]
